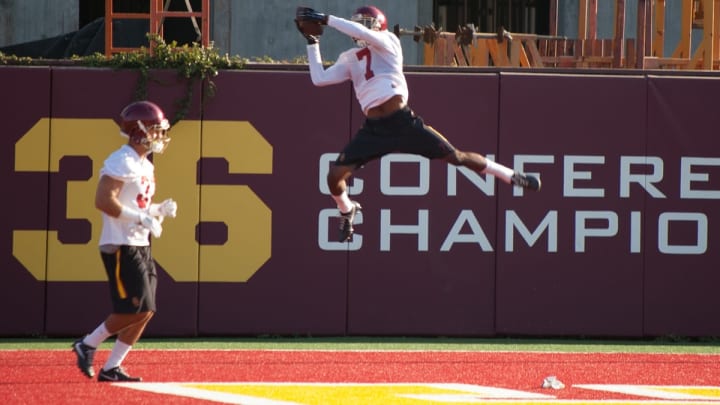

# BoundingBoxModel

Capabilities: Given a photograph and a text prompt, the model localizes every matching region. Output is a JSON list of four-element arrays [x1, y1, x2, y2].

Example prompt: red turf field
[[2, 350, 719, 404]]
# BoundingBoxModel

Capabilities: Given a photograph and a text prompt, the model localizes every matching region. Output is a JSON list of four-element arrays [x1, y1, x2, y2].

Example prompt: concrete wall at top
[[0, 1, 701, 65], [210, 0, 432, 65], [0, 0, 78, 47], [0, 0, 432, 65]]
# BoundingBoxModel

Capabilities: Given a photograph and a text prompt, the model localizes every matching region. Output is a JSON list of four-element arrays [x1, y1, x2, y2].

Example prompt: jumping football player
[[295, 5, 541, 243], [72, 100, 178, 382]]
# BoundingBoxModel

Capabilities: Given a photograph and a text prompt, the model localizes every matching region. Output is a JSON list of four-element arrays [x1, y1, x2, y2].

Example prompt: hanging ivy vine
[[76, 34, 246, 124], [1, 34, 247, 125]]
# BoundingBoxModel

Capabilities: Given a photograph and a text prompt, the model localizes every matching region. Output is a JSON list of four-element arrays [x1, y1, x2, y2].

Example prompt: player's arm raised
[[328, 15, 397, 52], [307, 46, 351, 86], [294, 7, 351, 86]]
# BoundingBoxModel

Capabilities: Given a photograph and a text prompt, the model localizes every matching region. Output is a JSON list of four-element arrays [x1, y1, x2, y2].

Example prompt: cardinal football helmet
[[351, 6, 387, 31], [119, 100, 171, 154]]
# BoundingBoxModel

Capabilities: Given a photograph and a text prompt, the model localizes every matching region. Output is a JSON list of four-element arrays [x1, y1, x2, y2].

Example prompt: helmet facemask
[[352, 14, 381, 30], [136, 119, 171, 154]]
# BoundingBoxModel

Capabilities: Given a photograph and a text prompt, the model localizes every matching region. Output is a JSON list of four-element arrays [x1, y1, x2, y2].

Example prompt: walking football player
[[72, 100, 178, 382]]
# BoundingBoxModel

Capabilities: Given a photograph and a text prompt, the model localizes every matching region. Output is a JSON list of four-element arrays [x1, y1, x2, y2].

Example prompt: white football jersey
[[98, 144, 156, 246], [307, 15, 409, 114]]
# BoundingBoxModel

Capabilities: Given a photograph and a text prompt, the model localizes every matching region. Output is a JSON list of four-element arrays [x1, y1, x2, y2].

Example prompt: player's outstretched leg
[[444, 150, 542, 191]]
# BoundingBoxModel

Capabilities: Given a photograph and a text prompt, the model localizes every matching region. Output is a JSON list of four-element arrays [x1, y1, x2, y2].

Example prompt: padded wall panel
[[44, 68, 201, 336], [495, 73, 647, 337], [644, 76, 720, 337], [197, 71, 351, 335], [346, 74, 500, 336], [0, 67, 51, 336]]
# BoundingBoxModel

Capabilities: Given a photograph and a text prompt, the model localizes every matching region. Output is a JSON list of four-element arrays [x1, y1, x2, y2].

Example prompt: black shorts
[[335, 106, 456, 168], [101, 246, 157, 314]]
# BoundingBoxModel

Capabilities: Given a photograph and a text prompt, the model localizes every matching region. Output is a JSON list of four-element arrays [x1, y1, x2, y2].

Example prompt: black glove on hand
[[296, 7, 328, 24], [295, 20, 319, 44]]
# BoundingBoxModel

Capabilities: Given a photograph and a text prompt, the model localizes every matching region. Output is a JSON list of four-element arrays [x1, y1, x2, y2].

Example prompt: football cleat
[[72, 338, 96, 378], [339, 201, 362, 242], [97, 366, 142, 382], [511, 172, 541, 191]]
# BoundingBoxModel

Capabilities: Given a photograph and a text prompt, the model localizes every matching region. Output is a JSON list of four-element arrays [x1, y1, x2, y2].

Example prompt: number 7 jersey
[[307, 15, 409, 115]]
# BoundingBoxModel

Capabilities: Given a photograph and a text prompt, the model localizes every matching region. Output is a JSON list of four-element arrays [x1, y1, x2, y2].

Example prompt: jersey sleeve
[[99, 148, 136, 182], [327, 15, 398, 54], [307, 43, 351, 86]]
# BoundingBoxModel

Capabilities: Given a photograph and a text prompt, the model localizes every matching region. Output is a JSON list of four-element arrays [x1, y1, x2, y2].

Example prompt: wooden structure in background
[[104, 0, 210, 56], [415, 0, 720, 70]]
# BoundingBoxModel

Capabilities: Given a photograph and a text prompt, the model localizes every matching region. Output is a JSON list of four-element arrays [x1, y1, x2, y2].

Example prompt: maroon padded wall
[[197, 70, 352, 335], [345, 73, 500, 336], [495, 73, 647, 337], [1, 66, 719, 338], [644, 76, 720, 337], [0, 67, 51, 336], [43, 68, 201, 337]]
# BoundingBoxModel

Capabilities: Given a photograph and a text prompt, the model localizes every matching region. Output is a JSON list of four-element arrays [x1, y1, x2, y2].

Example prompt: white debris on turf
[[542, 376, 565, 389]]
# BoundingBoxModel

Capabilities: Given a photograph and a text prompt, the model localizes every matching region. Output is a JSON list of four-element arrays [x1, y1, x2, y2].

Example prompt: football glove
[[119, 205, 163, 238], [295, 7, 328, 24], [139, 212, 163, 238], [149, 198, 178, 218], [295, 20, 320, 44]]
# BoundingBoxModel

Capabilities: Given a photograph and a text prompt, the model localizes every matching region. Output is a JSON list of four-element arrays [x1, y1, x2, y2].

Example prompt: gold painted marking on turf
[[655, 387, 720, 398], [184, 382, 551, 404], [576, 384, 720, 401], [118, 382, 720, 404]]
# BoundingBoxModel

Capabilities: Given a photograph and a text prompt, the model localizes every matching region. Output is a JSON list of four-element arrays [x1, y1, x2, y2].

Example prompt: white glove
[[119, 205, 163, 238], [149, 198, 177, 218], [139, 212, 163, 238]]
